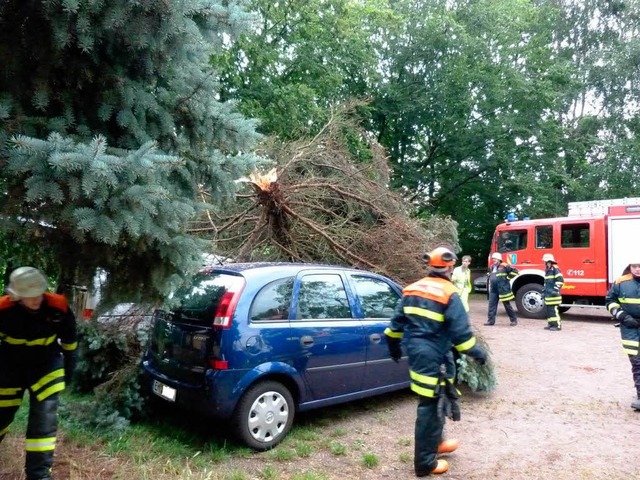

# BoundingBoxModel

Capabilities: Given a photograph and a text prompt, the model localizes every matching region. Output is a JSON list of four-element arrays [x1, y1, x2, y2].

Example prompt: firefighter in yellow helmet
[[0, 267, 77, 480], [484, 252, 519, 326], [384, 246, 487, 476], [542, 254, 564, 331]]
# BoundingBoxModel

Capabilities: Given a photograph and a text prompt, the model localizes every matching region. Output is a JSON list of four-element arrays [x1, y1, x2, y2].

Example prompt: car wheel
[[233, 380, 295, 451], [558, 306, 570, 314], [515, 283, 545, 319]]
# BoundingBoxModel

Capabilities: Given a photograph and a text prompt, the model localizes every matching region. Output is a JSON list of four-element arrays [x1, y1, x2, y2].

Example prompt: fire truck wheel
[[515, 283, 545, 319]]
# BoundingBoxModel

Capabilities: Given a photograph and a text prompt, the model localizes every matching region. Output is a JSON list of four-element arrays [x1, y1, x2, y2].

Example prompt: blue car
[[142, 262, 409, 450]]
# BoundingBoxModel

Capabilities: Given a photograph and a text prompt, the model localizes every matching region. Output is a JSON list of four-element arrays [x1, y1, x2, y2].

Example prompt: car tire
[[233, 380, 295, 451], [515, 283, 545, 319], [558, 306, 570, 313]]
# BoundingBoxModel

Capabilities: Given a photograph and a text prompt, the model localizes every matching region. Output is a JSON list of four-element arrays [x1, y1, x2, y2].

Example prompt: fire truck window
[[498, 229, 527, 253], [535, 226, 553, 249], [561, 223, 590, 248]]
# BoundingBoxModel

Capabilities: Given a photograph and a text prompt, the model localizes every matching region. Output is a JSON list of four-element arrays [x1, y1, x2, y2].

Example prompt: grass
[[1, 390, 415, 479]]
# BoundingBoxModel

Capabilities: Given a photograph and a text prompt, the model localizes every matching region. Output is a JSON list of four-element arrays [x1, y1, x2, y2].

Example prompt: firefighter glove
[[616, 311, 639, 328], [387, 337, 402, 363], [472, 350, 487, 365]]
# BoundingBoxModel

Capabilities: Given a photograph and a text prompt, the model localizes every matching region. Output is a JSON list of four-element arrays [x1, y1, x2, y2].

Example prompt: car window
[[498, 229, 527, 253], [535, 225, 553, 249], [561, 223, 590, 248], [350, 275, 399, 318], [296, 274, 352, 320], [250, 277, 294, 321]]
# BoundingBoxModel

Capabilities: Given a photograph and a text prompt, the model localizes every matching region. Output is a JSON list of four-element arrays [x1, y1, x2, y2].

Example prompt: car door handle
[[583, 259, 595, 264], [300, 335, 314, 347], [369, 334, 382, 344]]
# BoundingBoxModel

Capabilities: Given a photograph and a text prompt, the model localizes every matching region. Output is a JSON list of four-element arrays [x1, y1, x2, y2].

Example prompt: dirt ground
[[2, 296, 640, 479]]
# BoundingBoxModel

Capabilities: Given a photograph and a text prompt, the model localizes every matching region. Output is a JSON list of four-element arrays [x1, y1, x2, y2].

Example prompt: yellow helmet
[[423, 247, 457, 268]]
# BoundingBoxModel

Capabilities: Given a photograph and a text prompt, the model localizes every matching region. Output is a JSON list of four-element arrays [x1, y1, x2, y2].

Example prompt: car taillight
[[209, 359, 229, 370], [212, 290, 242, 328]]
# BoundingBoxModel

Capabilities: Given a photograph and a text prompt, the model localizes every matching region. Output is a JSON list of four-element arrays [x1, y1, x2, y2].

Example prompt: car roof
[[200, 262, 399, 284]]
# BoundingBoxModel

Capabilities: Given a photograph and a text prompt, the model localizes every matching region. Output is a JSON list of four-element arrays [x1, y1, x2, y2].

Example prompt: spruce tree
[[0, 0, 260, 302]]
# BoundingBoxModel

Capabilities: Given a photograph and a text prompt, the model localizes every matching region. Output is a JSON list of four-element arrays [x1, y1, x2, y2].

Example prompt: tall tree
[[0, 0, 261, 302]]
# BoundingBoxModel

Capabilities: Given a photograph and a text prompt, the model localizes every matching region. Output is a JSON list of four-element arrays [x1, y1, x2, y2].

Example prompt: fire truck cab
[[490, 198, 640, 318]]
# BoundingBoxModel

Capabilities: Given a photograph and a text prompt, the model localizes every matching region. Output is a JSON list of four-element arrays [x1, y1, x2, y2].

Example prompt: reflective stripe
[[454, 336, 477, 352], [31, 369, 65, 392], [411, 383, 436, 397], [26, 437, 56, 452], [622, 339, 639, 356], [384, 328, 403, 339], [0, 334, 57, 346], [499, 293, 515, 301], [0, 387, 22, 395], [608, 303, 620, 312], [403, 306, 444, 322], [620, 298, 640, 304], [0, 399, 22, 407], [409, 370, 439, 385], [36, 382, 65, 402], [60, 341, 78, 351]]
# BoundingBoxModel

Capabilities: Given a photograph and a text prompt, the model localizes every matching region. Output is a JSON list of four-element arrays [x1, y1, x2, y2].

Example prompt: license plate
[[153, 380, 176, 402]]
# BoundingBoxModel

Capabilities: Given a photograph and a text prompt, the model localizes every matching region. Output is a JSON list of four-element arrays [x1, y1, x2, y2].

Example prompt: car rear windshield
[[161, 272, 244, 324]]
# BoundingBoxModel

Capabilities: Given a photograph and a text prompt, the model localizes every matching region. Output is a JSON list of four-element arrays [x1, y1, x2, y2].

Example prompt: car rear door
[[347, 274, 408, 390], [289, 270, 366, 400]]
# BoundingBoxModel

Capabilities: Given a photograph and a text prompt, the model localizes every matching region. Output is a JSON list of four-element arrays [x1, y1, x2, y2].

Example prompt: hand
[[622, 315, 639, 328], [473, 351, 487, 366], [616, 311, 639, 328], [387, 338, 402, 363]]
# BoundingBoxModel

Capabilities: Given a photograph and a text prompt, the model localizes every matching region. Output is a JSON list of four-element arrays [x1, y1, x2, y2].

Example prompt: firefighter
[[484, 252, 519, 326], [385, 246, 487, 476], [0, 267, 77, 480], [542, 254, 564, 331], [605, 259, 640, 411]]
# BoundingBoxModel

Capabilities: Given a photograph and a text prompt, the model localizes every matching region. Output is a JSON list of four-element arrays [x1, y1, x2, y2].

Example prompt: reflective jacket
[[451, 267, 472, 294], [384, 274, 485, 398], [0, 293, 77, 388], [543, 265, 564, 305], [606, 273, 640, 357], [489, 262, 518, 301]]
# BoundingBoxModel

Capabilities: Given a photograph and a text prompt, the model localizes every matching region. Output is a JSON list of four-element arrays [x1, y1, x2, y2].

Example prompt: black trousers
[[0, 355, 64, 480], [629, 353, 640, 398], [0, 390, 59, 480], [414, 396, 443, 475], [487, 290, 517, 324]]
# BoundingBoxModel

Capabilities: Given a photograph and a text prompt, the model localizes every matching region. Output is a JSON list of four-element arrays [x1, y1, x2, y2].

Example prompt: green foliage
[[456, 332, 498, 393], [0, 0, 261, 302], [70, 318, 151, 430]]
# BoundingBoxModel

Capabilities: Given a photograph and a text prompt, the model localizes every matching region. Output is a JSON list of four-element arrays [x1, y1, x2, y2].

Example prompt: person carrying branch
[[384, 246, 487, 476]]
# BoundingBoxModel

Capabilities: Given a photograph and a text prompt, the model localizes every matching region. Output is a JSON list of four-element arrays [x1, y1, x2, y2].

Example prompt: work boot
[[437, 438, 459, 454], [483, 321, 495, 326], [510, 321, 517, 326], [631, 399, 640, 411], [417, 459, 449, 476]]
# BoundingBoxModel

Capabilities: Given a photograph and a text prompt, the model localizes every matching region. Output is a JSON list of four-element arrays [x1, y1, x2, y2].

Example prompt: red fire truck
[[490, 198, 640, 318]]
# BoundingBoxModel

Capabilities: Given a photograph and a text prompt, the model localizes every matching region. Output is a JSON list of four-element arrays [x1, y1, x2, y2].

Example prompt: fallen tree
[[192, 105, 459, 286]]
